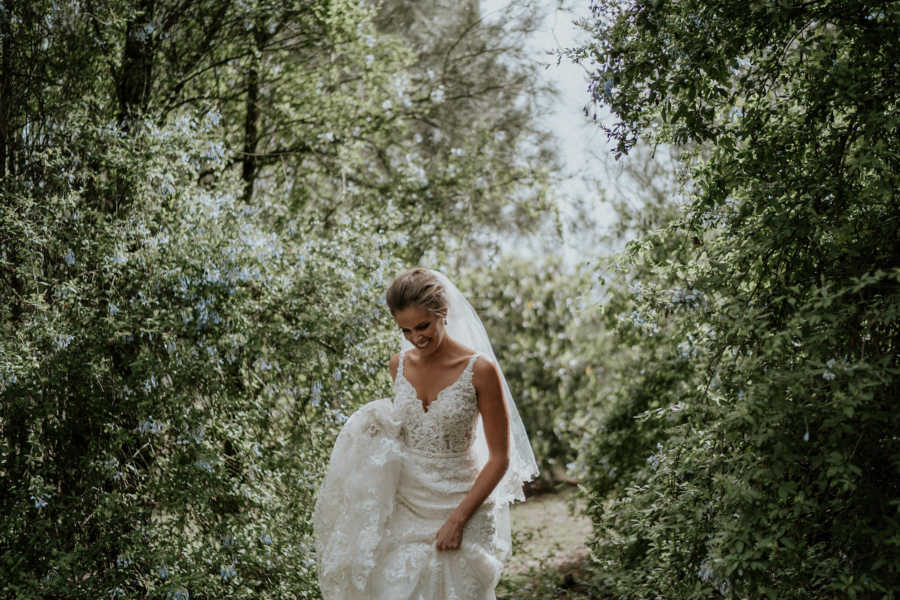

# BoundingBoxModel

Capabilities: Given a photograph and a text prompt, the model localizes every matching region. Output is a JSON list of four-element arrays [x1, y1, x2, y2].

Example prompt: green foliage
[[0, 113, 402, 599], [571, 0, 900, 598], [374, 0, 558, 252], [0, 0, 556, 598]]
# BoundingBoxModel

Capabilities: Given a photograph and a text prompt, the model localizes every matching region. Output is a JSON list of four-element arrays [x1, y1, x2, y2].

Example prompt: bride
[[313, 268, 539, 599]]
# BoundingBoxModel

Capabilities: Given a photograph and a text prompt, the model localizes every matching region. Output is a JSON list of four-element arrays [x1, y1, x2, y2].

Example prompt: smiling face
[[394, 305, 447, 356]]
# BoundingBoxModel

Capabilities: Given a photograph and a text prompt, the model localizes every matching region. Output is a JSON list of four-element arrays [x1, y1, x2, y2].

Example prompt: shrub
[[573, 0, 900, 596]]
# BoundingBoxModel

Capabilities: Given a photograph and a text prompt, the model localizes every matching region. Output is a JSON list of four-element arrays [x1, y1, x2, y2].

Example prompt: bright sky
[[480, 0, 621, 261]]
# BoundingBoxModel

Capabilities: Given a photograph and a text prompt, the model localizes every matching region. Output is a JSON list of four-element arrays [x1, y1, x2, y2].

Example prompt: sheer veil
[[399, 269, 539, 504]]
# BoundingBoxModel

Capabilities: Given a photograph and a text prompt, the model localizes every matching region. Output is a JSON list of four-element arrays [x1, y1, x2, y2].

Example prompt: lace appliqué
[[314, 351, 509, 599], [394, 351, 480, 456], [313, 398, 404, 597]]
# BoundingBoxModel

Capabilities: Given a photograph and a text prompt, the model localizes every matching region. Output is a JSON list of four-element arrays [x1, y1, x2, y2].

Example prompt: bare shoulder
[[389, 352, 401, 381], [471, 355, 502, 398]]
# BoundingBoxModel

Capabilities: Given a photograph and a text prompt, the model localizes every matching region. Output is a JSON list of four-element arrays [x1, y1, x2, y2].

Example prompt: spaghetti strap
[[465, 352, 480, 372], [396, 349, 408, 381]]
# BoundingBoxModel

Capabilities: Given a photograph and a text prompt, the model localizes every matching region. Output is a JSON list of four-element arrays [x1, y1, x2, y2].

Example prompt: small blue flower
[[108, 303, 119, 316], [205, 109, 221, 127], [55, 334, 74, 350], [194, 460, 214, 473], [30, 494, 48, 509], [698, 558, 713, 582], [156, 565, 169, 579], [220, 564, 237, 581], [260, 532, 272, 545], [63, 249, 75, 266]]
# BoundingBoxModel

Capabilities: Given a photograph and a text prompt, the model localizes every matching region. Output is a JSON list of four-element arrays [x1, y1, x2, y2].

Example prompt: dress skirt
[[313, 399, 511, 600]]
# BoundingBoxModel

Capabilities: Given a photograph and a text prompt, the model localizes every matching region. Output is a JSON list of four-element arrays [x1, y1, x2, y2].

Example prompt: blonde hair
[[385, 268, 448, 317]]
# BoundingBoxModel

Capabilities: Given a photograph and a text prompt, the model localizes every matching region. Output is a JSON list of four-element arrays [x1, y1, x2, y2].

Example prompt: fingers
[[434, 523, 462, 551], [434, 536, 460, 551]]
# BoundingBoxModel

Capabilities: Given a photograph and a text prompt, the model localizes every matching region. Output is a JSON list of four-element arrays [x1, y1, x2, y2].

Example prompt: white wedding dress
[[313, 350, 511, 599]]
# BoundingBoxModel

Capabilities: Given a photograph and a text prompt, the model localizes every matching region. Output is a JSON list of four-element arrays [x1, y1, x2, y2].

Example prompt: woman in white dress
[[313, 268, 539, 599]]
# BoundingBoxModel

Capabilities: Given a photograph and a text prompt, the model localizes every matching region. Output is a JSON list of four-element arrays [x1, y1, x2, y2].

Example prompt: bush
[[0, 116, 401, 599], [573, 0, 900, 597]]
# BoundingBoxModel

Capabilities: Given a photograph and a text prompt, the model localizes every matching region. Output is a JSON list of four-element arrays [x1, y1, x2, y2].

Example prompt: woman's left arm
[[435, 358, 510, 550]]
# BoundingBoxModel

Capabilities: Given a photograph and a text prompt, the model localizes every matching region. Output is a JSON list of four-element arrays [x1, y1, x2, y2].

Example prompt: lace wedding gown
[[313, 350, 511, 599]]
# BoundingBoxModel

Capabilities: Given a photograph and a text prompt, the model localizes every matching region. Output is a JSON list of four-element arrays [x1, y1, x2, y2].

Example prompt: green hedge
[[0, 115, 402, 599], [573, 0, 900, 597]]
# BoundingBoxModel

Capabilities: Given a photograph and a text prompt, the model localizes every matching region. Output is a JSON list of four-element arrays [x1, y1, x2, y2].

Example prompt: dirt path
[[497, 485, 595, 598]]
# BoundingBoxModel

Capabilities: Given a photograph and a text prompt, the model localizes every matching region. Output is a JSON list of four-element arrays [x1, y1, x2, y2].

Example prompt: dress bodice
[[393, 350, 480, 456]]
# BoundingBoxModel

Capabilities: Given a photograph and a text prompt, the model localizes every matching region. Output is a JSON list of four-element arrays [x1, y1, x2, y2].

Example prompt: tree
[[373, 0, 559, 260], [570, 0, 900, 597], [0, 0, 556, 597]]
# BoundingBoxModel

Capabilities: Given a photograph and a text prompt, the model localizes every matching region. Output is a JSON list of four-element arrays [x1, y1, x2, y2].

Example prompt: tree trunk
[[241, 61, 259, 203], [1, 13, 12, 179], [116, 0, 156, 125]]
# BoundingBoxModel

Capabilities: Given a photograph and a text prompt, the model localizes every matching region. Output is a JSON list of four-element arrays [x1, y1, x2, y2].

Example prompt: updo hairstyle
[[386, 268, 448, 317]]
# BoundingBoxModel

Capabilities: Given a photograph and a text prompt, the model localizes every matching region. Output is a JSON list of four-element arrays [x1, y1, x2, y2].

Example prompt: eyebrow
[[401, 320, 430, 330]]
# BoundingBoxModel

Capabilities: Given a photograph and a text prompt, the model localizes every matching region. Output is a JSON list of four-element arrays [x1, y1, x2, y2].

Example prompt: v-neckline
[[400, 351, 477, 412]]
